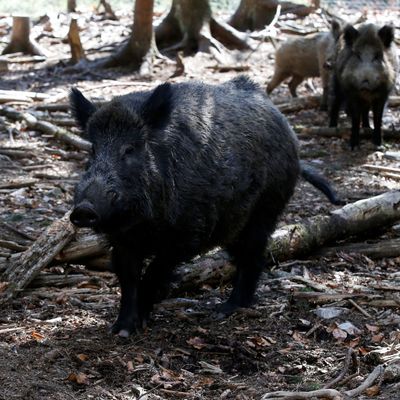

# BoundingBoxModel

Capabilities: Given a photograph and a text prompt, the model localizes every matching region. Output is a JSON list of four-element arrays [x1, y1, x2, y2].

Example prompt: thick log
[[2, 192, 400, 301], [296, 126, 400, 140], [0, 106, 91, 151], [0, 212, 75, 303], [61, 191, 400, 291]]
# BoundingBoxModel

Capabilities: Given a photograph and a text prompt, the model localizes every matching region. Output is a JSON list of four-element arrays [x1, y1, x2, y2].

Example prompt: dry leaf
[[127, 361, 134, 371], [31, 331, 45, 341], [371, 333, 384, 343], [76, 354, 89, 362], [365, 384, 380, 396], [67, 372, 88, 385], [366, 324, 380, 333], [332, 328, 347, 340], [187, 336, 207, 350]]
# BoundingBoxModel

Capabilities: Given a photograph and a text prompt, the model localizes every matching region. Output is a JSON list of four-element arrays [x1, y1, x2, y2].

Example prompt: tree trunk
[[229, 0, 278, 32], [102, 0, 155, 70], [2, 16, 47, 56], [67, 0, 77, 12], [156, 0, 250, 54]]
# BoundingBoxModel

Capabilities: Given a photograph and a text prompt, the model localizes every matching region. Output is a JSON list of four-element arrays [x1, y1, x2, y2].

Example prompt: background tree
[[156, 0, 250, 54], [102, 0, 154, 71]]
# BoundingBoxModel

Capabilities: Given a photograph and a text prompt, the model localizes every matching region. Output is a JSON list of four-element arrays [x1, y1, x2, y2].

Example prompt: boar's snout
[[70, 202, 100, 228]]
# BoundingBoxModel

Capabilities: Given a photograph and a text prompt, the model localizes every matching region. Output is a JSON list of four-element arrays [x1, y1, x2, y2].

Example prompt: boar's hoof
[[110, 318, 143, 337]]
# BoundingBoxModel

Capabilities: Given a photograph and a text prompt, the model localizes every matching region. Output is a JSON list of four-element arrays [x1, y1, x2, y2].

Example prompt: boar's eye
[[121, 141, 143, 158], [374, 52, 383, 62], [354, 51, 362, 60]]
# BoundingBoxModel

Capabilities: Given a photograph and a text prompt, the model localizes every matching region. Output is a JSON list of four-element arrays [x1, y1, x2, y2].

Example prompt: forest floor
[[0, 5, 400, 400]]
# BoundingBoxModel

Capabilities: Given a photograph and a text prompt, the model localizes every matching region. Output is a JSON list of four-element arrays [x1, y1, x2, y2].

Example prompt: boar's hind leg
[[111, 246, 144, 336], [267, 70, 289, 95], [139, 255, 180, 324], [288, 75, 303, 97], [221, 209, 280, 315], [372, 101, 385, 147]]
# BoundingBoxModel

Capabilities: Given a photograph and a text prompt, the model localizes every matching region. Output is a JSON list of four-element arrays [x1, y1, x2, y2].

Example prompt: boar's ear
[[69, 88, 96, 131], [343, 25, 359, 47], [141, 82, 173, 129], [378, 25, 395, 48], [331, 19, 342, 41]]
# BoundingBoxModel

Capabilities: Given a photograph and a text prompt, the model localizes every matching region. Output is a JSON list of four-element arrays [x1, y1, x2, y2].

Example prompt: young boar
[[70, 77, 341, 337], [329, 23, 398, 149], [267, 20, 342, 109]]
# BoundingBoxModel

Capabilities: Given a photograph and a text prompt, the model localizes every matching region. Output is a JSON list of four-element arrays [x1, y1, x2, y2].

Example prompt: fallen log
[[296, 126, 400, 140], [1, 191, 400, 301], [0, 106, 91, 151], [0, 212, 75, 304], [274, 95, 400, 114], [316, 238, 400, 259]]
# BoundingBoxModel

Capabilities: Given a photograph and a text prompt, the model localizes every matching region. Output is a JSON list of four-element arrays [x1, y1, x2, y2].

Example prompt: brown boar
[[267, 20, 341, 110]]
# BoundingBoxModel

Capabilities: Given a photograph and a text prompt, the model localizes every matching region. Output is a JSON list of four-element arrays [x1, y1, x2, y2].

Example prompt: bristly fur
[[69, 76, 341, 336], [329, 23, 398, 149]]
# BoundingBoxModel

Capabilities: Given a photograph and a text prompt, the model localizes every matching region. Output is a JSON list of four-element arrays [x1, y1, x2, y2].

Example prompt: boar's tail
[[300, 162, 345, 206]]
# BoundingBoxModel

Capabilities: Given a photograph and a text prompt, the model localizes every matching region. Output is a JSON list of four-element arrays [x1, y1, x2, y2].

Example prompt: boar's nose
[[70, 204, 100, 228]]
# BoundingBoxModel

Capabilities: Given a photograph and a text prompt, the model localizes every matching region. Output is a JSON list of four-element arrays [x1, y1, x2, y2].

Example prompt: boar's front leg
[[372, 100, 385, 147], [111, 245, 144, 337], [349, 104, 361, 150]]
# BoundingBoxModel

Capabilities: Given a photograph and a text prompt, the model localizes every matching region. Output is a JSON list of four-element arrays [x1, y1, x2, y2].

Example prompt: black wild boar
[[267, 20, 342, 110], [329, 23, 398, 149], [70, 77, 341, 337]]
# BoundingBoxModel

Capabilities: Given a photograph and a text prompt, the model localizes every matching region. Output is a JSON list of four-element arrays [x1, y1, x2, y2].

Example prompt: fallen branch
[[0, 212, 76, 304], [274, 95, 400, 114], [0, 106, 91, 151], [0, 90, 49, 104], [262, 365, 384, 399], [316, 238, 400, 259]]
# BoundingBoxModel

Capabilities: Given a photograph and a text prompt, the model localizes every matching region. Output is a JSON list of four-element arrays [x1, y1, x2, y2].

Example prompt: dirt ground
[[0, 5, 400, 400]]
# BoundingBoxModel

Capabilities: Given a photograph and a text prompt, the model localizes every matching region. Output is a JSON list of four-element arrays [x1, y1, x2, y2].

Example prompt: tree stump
[[68, 18, 86, 64], [2, 16, 47, 56]]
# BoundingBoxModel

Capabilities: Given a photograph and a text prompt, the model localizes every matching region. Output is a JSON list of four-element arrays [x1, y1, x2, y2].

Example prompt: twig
[[323, 348, 356, 389], [347, 299, 372, 318]]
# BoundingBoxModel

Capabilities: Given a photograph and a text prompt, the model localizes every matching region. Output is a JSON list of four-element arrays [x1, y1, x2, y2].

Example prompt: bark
[[155, 0, 250, 53], [229, 0, 279, 32], [229, 0, 316, 32], [67, 0, 77, 12], [2, 16, 47, 56], [68, 19, 86, 64], [0, 212, 75, 304], [102, 0, 155, 70]]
